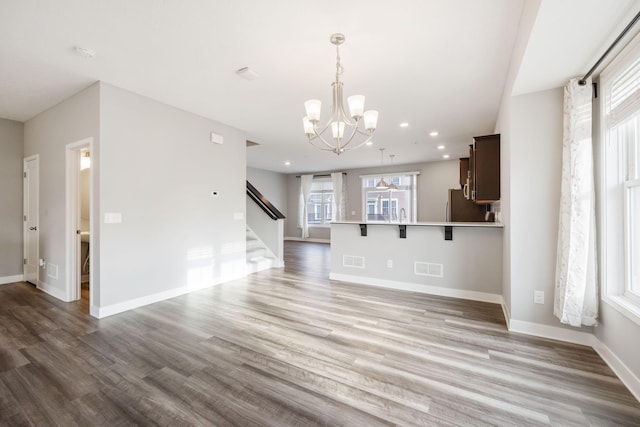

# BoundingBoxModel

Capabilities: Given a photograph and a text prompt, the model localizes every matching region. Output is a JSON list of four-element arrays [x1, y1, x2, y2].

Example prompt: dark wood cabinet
[[469, 134, 500, 204], [459, 157, 469, 189]]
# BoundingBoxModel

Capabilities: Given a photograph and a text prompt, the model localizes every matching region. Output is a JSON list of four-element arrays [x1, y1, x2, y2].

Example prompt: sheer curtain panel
[[299, 175, 313, 239], [554, 77, 599, 327], [331, 172, 345, 221]]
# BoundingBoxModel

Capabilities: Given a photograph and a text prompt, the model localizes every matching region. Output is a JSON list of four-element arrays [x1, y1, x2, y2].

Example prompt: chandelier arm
[[311, 128, 341, 150], [338, 123, 361, 149], [308, 138, 339, 152], [342, 134, 374, 151]]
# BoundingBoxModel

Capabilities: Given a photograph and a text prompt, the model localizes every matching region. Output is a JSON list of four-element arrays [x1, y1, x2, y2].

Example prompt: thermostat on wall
[[210, 132, 224, 144]]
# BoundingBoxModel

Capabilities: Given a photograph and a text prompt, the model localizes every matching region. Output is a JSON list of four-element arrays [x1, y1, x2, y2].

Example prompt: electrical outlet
[[534, 290, 544, 304], [387, 260, 393, 268]]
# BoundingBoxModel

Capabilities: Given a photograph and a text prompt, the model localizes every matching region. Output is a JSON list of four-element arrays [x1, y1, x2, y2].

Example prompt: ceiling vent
[[236, 67, 259, 80]]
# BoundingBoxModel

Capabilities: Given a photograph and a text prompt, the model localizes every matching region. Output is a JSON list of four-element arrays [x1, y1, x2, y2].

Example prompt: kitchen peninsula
[[330, 221, 504, 304]]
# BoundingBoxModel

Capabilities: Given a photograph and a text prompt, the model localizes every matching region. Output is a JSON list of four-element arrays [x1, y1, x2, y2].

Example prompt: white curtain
[[299, 175, 313, 239], [554, 77, 598, 327], [331, 172, 345, 221]]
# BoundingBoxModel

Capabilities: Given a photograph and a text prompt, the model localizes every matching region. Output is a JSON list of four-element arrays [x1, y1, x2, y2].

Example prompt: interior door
[[24, 157, 39, 285]]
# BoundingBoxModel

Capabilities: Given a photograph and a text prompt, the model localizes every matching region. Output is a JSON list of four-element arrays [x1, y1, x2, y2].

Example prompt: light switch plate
[[534, 290, 544, 304], [104, 212, 122, 224], [233, 212, 244, 220]]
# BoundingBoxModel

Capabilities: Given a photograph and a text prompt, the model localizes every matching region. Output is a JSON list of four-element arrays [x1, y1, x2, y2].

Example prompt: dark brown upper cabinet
[[468, 134, 500, 204]]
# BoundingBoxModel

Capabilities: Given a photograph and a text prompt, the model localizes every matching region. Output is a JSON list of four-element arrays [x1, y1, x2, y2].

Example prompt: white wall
[[24, 83, 100, 299], [0, 118, 24, 280], [247, 167, 288, 215], [98, 82, 247, 311], [505, 87, 593, 333], [284, 160, 460, 240]]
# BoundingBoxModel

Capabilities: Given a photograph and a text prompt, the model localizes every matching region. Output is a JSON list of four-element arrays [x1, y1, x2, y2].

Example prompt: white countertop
[[331, 221, 504, 228]]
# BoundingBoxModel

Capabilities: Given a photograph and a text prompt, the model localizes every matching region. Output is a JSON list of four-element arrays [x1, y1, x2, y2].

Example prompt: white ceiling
[[0, 0, 638, 173]]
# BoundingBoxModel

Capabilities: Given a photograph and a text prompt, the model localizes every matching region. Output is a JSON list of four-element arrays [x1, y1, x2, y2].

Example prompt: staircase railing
[[246, 181, 285, 220]]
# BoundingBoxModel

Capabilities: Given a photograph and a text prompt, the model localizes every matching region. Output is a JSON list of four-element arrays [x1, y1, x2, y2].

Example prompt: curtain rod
[[295, 172, 347, 178], [579, 10, 640, 86]]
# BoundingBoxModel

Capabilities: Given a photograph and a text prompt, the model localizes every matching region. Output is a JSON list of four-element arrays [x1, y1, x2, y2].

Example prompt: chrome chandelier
[[303, 33, 379, 155]]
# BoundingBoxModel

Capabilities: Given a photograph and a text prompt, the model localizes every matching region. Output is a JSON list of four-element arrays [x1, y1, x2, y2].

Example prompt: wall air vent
[[343, 255, 365, 269], [414, 261, 443, 278]]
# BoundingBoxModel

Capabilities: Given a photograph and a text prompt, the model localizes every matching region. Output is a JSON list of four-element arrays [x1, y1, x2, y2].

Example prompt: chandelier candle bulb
[[303, 117, 314, 135], [364, 110, 379, 131], [348, 95, 365, 118], [304, 100, 322, 122], [332, 121, 345, 139]]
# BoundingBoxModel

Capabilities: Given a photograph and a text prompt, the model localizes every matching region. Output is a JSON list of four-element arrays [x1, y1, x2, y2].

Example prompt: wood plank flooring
[[1, 241, 639, 426]]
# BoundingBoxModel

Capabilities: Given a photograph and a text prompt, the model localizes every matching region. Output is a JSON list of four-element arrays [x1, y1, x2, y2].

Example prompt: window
[[601, 33, 640, 323], [306, 178, 333, 226], [361, 172, 418, 222]]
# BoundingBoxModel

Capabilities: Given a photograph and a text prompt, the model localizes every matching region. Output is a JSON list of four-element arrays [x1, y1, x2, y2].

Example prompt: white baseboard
[[285, 237, 330, 244], [501, 303, 511, 329], [507, 319, 595, 346], [0, 274, 24, 285], [37, 280, 69, 301], [329, 272, 504, 304], [592, 338, 640, 402], [95, 271, 246, 319]]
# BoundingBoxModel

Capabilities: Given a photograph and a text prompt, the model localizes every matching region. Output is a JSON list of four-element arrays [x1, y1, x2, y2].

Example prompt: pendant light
[[375, 148, 389, 190], [388, 154, 398, 190]]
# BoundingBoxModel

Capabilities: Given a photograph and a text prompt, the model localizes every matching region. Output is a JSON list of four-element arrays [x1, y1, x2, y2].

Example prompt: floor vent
[[343, 255, 365, 269], [47, 263, 59, 279], [414, 261, 443, 277]]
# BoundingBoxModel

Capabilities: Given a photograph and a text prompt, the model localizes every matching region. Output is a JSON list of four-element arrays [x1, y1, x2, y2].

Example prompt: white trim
[[37, 280, 69, 301], [65, 138, 94, 306], [0, 275, 24, 285], [507, 319, 594, 346], [592, 338, 640, 402], [329, 272, 504, 304], [602, 295, 640, 327], [94, 271, 246, 318], [501, 303, 511, 330], [23, 154, 39, 286], [285, 237, 330, 244], [359, 171, 421, 179]]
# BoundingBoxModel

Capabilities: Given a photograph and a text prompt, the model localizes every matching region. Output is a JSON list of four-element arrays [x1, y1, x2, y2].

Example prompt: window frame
[[599, 31, 640, 325], [306, 178, 333, 228], [360, 171, 419, 223]]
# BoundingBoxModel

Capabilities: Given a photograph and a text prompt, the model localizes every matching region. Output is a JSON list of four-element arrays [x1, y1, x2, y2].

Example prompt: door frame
[[23, 154, 39, 285], [65, 138, 94, 303]]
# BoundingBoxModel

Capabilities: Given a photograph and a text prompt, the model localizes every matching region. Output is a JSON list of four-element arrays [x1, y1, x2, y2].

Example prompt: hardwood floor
[[1, 241, 639, 426]]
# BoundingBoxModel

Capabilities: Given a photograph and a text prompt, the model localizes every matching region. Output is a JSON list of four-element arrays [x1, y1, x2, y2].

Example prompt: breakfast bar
[[330, 221, 504, 303]]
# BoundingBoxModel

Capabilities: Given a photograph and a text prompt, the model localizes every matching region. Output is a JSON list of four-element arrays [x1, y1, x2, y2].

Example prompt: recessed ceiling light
[[437, 145, 445, 150], [399, 122, 409, 128], [430, 131, 439, 137], [284, 161, 291, 166], [443, 154, 450, 159], [236, 67, 259, 80], [74, 46, 95, 59]]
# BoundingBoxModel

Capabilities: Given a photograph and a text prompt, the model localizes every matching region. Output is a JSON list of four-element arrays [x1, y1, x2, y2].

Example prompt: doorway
[[66, 138, 93, 306], [23, 155, 39, 285]]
